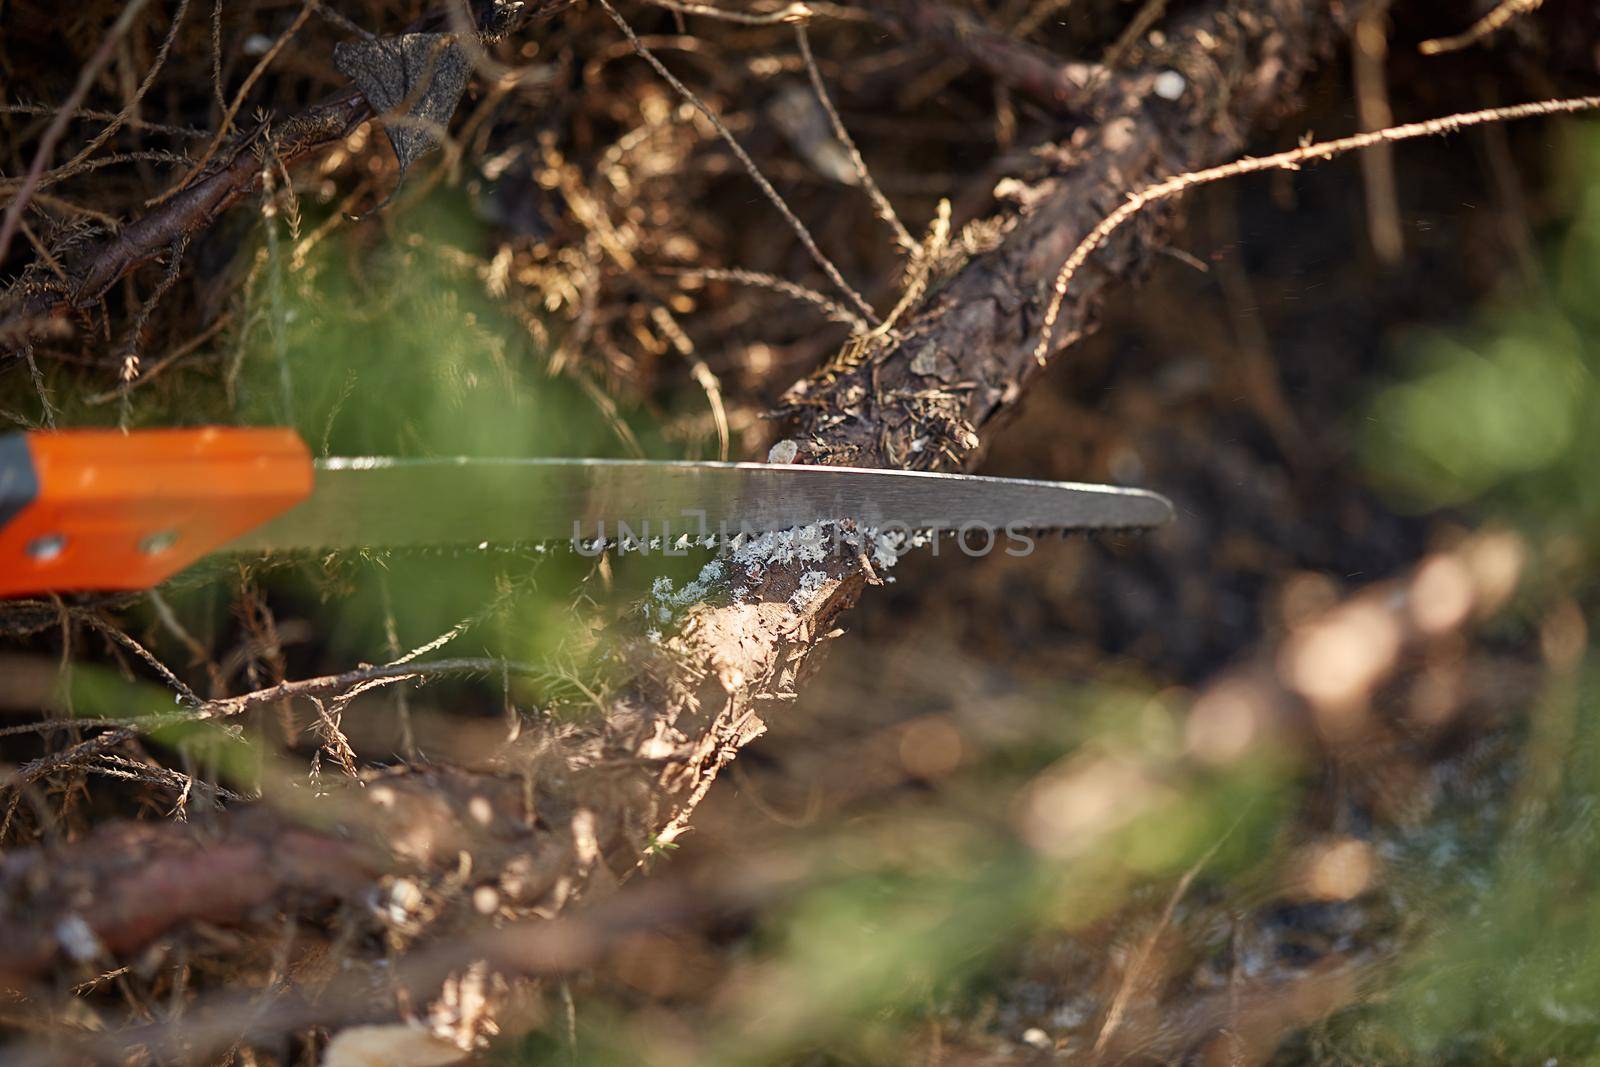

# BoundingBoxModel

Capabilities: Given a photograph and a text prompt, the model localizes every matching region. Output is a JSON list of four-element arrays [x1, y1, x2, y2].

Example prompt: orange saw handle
[[0, 428, 312, 598]]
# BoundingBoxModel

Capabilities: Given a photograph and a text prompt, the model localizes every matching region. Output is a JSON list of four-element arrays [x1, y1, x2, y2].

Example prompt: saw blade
[[222, 457, 1173, 553]]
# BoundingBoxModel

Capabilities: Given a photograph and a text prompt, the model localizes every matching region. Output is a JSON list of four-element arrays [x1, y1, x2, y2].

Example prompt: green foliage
[[239, 190, 626, 459], [1365, 316, 1587, 510], [224, 190, 685, 668], [1304, 681, 1600, 1064], [1318, 119, 1600, 1064], [1363, 126, 1600, 540]]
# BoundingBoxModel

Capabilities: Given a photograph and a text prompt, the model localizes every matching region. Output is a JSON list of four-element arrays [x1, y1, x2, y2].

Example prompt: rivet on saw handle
[[0, 427, 313, 598]]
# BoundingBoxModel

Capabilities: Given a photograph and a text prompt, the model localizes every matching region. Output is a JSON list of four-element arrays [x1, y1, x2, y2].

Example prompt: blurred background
[[3, 0, 1600, 1063]]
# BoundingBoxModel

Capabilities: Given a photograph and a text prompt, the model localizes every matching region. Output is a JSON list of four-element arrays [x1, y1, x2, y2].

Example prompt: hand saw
[[0, 428, 1173, 598]]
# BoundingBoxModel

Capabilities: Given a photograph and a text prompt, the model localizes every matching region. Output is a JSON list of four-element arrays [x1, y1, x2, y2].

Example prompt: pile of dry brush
[[1, 0, 1598, 1063]]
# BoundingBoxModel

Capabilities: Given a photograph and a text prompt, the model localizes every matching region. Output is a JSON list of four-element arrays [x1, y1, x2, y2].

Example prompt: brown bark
[[784, 0, 1334, 470]]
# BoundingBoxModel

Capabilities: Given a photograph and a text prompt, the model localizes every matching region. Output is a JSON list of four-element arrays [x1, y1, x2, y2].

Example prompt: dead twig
[[0, 0, 155, 263], [1034, 95, 1600, 364], [794, 23, 914, 252], [1419, 0, 1543, 55], [151, 0, 318, 206], [657, 266, 869, 330], [861, 0, 1106, 114], [644, 0, 815, 25], [193, 657, 548, 721], [596, 0, 880, 326]]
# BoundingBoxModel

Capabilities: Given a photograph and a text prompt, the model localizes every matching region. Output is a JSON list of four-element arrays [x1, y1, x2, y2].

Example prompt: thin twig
[[596, 0, 879, 325], [211, 0, 227, 114], [1013, 0, 1074, 37], [1101, 0, 1167, 65], [18, 190, 122, 229], [117, 234, 192, 419], [0, 150, 197, 194], [0, 0, 154, 263], [1352, 0, 1402, 264], [1419, 0, 1542, 55], [1034, 95, 1600, 364], [194, 658, 548, 720], [651, 305, 730, 460], [261, 158, 296, 423], [152, 0, 318, 206], [54, 0, 194, 185], [16, 221, 68, 286], [870, 198, 950, 339], [795, 24, 914, 252], [73, 609, 202, 708], [84, 309, 233, 406], [862, 0, 1103, 114], [377, 573, 417, 759], [21, 346, 56, 429], [657, 265, 868, 330], [0, 104, 207, 140], [644, 0, 814, 25], [1092, 824, 1237, 1055]]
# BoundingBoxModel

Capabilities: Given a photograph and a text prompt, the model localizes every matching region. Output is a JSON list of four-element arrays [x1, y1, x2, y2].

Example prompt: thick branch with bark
[[0, 0, 1343, 1051], [783, 0, 1334, 470]]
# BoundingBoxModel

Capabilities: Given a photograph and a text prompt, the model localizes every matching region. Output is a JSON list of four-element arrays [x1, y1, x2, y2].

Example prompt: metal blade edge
[[222, 458, 1173, 553]]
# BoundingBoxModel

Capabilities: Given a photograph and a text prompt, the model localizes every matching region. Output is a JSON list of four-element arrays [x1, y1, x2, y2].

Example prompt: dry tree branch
[[859, 0, 1106, 114], [656, 265, 870, 330], [643, 0, 816, 26], [1032, 94, 1600, 364], [191, 657, 548, 720], [151, 0, 319, 206], [1419, 0, 1544, 55], [52, 0, 195, 185], [595, 0, 881, 325], [782, 0, 1338, 472], [0, 0, 155, 263], [0, 0, 578, 343], [794, 23, 915, 252]]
